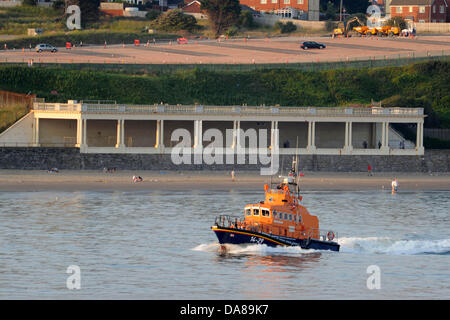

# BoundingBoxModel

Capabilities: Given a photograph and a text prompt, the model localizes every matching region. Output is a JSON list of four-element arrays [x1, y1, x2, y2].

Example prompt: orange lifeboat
[[211, 164, 340, 251]]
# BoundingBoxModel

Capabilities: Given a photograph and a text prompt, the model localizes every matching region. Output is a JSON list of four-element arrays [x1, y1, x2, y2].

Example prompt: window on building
[[440, 5, 445, 14], [284, 0, 290, 4], [409, 6, 413, 13], [396, 7, 402, 13], [419, 6, 425, 13], [272, 0, 277, 3], [419, 19, 425, 23], [261, 0, 267, 4], [433, 5, 436, 13], [297, 0, 304, 4]]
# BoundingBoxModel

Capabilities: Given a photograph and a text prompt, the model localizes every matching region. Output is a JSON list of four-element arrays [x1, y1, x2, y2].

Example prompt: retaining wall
[[0, 148, 449, 172]]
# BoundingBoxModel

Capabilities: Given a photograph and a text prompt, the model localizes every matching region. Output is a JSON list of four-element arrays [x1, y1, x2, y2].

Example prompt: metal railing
[[1, 49, 449, 73], [33, 102, 424, 118], [214, 215, 246, 229], [33, 102, 81, 112], [214, 215, 339, 242]]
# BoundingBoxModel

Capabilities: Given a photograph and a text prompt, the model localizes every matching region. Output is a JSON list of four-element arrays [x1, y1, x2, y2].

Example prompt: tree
[[386, 16, 407, 31], [155, 10, 197, 32], [146, 9, 161, 21], [65, 0, 100, 26], [324, 1, 336, 20], [274, 21, 297, 34], [22, 0, 37, 6], [200, 0, 241, 38], [238, 10, 255, 29]]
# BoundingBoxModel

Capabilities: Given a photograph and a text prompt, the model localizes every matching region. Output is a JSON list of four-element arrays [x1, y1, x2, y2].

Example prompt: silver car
[[35, 44, 58, 53]]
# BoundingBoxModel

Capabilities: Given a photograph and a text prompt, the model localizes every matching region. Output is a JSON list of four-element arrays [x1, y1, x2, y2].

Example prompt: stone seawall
[[1, 148, 449, 172]]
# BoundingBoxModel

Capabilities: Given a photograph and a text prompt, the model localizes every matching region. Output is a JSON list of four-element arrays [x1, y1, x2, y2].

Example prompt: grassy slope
[[0, 104, 28, 133], [0, 60, 448, 128]]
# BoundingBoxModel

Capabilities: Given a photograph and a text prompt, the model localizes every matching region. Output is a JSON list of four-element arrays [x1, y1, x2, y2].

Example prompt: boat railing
[[214, 215, 246, 229]]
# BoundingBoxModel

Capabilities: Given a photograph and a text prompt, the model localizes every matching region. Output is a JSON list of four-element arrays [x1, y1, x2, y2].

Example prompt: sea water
[[0, 189, 449, 299]]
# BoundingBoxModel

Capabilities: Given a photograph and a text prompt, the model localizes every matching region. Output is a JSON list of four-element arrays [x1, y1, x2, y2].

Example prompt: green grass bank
[[0, 59, 448, 130]]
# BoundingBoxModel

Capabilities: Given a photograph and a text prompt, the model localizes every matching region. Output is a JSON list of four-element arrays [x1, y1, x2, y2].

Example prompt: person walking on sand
[[391, 178, 399, 193], [231, 169, 235, 182]]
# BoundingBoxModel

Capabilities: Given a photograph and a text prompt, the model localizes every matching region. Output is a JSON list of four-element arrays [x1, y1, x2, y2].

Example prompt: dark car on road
[[300, 41, 326, 50]]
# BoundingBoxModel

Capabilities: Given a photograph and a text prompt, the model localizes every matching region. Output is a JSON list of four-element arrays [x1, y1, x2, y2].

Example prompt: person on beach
[[367, 164, 373, 176], [133, 175, 143, 183], [391, 178, 399, 193], [231, 169, 235, 182]]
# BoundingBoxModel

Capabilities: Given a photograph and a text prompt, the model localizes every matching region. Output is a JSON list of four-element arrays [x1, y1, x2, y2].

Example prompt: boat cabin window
[[253, 208, 260, 216], [262, 209, 270, 217], [245, 208, 252, 216]]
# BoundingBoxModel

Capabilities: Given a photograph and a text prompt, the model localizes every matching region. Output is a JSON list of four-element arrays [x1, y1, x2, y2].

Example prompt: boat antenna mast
[[295, 136, 300, 196]]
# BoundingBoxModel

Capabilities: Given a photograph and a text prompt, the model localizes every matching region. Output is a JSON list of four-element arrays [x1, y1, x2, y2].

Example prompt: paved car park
[[0, 35, 449, 65]]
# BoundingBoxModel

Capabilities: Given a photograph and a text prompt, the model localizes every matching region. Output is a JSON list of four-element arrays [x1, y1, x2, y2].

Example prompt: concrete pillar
[[155, 120, 165, 151], [115, 119, 125, 148], [231, 120, 237, 149], [235, 120, 241, 150], [82, 119, 87, 145], [32, 117, 40, 147], [194, 119, 203, 148], [344, 121, 353, 152], [76, 118, 82, 147], [270, 121, 279, 150], [80, 118, 87, 152], [417, 121, 424, 153], [307, 121, 316, 152], [193, 120, 202, 164], [380, 122, 389, 153], [155, 120, 160, 148]]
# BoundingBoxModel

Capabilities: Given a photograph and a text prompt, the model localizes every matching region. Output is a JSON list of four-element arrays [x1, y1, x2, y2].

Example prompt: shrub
[[22, 0, 37, 6], [146, 9, 161, 21], [225, 25, 239, 36], [238, 10, 255, 29], [274, 21, 297, 34], [154, 9, 198, 32], [0, 104, 28, 134], [385, 16, 407, 31]]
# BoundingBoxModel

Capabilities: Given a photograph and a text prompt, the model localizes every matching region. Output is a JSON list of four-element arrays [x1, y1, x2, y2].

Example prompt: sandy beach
[[0, 169, 449, 192]]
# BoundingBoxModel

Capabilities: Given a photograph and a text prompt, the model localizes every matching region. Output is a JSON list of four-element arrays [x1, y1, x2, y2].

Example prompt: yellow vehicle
[[365, 27, 378, 36], [333, 16, 364, 37], [353, 25, 368, 36], [375, 26, 391, 36], [388, 26, 401, 36]]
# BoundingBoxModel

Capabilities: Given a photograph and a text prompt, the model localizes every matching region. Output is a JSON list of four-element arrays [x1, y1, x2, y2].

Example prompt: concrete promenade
[[0, 101, 425, 156]]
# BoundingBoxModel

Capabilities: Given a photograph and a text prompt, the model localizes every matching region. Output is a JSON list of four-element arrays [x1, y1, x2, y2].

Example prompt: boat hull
[[211, 226, 340, 252]]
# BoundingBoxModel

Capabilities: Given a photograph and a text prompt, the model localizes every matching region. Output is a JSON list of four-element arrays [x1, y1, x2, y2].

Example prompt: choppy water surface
[[0, 189, 449, 299]]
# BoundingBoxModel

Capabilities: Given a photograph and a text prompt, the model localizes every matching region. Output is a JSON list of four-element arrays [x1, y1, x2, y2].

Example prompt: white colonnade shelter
[[0, 100, 425, 156]]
